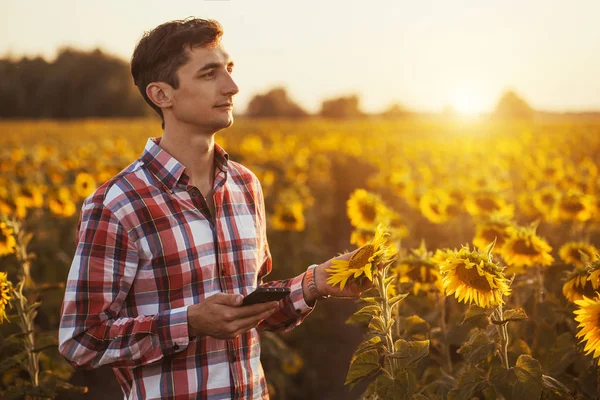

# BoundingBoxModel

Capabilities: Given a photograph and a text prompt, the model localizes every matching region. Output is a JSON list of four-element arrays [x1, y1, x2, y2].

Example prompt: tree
[[493, 90, 534, 119], [380, 102, 413, 119], [319, 94, 365, 119], [246, 87, 307, 118], [0, 47, 149, 119]]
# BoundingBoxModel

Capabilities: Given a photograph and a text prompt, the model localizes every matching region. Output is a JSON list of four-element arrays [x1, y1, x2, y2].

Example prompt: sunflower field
[[1, 117, 600, 399]]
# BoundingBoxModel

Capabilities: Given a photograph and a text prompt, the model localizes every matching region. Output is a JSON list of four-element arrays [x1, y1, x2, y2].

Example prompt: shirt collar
[[140, 136, 229, 192]]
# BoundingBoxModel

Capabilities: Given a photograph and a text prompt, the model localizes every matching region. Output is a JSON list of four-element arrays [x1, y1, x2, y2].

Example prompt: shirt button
[[221, 269, 226, 276], [230, 353, 237, 362]]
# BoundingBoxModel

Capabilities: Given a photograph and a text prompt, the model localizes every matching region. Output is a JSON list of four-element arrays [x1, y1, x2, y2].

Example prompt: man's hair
[[131, 17, 223, 129]]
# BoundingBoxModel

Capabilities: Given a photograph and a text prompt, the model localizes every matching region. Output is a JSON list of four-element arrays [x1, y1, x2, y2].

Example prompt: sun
[[450, 88, 488, 116]]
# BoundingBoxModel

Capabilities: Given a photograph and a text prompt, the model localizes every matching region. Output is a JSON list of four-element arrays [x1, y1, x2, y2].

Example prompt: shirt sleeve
[[251, 177, 317, 333], [58, 199, 190, 370]]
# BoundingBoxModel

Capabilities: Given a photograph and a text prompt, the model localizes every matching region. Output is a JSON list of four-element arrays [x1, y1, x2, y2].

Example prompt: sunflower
[[18, 185, 44, 208], [271, 202, 305, 231], [472, 215, 515, 255], [434, 241, 512, 308], [532, 186, 560, 222], [326, 224, 392, 290], [392, 240, 443, 296], [559, 242, 599, 268], [501, 223, 554, 268], [0, 271, 12, 324], [0, 222, 16, 257], [48, 189, 77, 218], [465, 191, 514, 218], [574, 294, 600, 366], [74, 172, 97, 199], [556, 190, 596, 222], [346, 189, 390, 231], [563, 267, 599, 304], [419, 188, 457, 224]]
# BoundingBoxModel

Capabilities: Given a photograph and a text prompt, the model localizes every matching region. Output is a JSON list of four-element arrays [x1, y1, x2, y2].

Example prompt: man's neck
[[159, 126, 215, 189]]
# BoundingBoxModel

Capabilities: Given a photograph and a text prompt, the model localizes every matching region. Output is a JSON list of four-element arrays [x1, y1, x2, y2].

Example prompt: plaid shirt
[[58, 136, 316, 400]]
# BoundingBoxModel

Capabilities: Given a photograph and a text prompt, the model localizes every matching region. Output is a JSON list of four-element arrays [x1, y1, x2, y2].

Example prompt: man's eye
[[204, 71, 215, 78]]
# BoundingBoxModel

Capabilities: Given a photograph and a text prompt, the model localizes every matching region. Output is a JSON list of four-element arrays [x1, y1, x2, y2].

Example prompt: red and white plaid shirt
[[58, 136, 316, 400]]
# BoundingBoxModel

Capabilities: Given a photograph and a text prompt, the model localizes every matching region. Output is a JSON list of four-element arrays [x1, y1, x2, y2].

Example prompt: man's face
[[169, 42, 239, 133]]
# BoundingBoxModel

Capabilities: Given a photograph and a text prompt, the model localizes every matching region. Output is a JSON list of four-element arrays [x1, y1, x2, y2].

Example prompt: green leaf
[[355, 304, 382, 316], [490, 354, 543, 400], [362, 296, 384, 304], [456, 330, 497, 366], [546, 332, 578, 376], [390, 339, 430, 369], [355, 336, 384, 357], [447, 367, 488, 400], [375, 370, 414, 400], [402, 315, 430, 338], [500, 307, 528, 324], [369, 316, 386, 332], [389, 293, 409, 308], [460, 304, 489, 328], [345, 312, 373, 327], [383, 276, 396, 285], [541, 374, 573, 399], [344, 349, 381, 387]]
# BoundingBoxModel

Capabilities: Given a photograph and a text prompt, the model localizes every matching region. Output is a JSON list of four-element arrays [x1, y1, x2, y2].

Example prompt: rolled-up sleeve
[[58, 199, 190, 370]]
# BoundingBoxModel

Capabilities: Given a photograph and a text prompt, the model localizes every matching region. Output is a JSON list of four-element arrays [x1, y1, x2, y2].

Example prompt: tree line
[[1, 47, 539, 120]]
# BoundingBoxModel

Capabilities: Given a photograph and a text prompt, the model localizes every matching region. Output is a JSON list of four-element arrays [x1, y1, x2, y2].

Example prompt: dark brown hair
[[131, 17, 223, 128]]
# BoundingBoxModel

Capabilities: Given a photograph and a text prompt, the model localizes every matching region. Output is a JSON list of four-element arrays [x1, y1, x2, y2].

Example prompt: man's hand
[[303, 249, 386, 305], [187, 293, 279, 339]]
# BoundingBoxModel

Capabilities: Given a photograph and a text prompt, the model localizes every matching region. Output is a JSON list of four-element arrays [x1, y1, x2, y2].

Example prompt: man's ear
[[146, 82, 174, 109]]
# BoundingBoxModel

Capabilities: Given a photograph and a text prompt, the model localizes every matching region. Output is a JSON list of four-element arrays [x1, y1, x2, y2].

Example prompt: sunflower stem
[[494, 304, 510, 369], [439, 292, 453, 374], [7, 218, 40, 388], [376, 269, 397, 374]]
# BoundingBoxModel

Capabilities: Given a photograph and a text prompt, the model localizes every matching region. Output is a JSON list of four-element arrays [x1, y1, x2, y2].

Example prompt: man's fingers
[[232, 307, 276, 336], [234, 301, 278, 318]]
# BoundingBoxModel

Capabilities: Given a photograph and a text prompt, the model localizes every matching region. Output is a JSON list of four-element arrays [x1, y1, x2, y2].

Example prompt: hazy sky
[[1, 0, 599, 114]]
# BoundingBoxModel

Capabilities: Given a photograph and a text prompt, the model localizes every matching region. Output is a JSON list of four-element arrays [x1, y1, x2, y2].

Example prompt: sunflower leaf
[[355, 305, 382, 316], [355, 336, 384, 357], [369, 316, 386, 332], [541, 374, 573, 399], [374, 369, 415, 400], [389, 293, 409, 308], [362, 296, 383, 304], [400, 315, 430, 338], [461, 304, 489, 328], [389, 339, 430, 369], [490, 355, 543, 400], [447, 366, 489, 400], [456, 330, 497, 366], [503, 307, 528, 323], [345, 312, 374, 327], [344, 349, 381, 387]]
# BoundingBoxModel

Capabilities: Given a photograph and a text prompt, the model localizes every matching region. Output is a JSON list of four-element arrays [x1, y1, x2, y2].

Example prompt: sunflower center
[[281, 212, 297, 224], [0, 230, 6, 242], [570, 248, 588, 262], [512, 239, 541, 256], [482, 228, 505, 246], [475, 197, 499, 212], [541, 193, 555, 206], [359, 203, 377, 223], [455, 262, 492, 291], [561, 201, 584, 213], [350, 245, 375, 268]]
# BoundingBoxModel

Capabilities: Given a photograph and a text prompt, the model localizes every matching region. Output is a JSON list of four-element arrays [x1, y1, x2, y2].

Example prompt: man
[[58, 17, 373, 400]]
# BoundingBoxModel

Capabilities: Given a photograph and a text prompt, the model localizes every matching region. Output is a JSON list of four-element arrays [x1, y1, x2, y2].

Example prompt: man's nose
[[223, 73, 239, 97]]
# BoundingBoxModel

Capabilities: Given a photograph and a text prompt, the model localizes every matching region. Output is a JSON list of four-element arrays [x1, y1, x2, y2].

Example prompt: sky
[[1, 0, 599, 114]]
